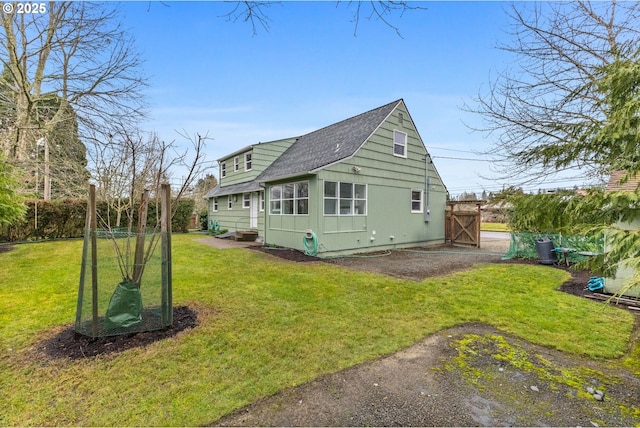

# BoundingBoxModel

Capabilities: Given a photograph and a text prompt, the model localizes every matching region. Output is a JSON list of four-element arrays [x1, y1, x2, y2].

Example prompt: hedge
[[0, 198, 195, 242]]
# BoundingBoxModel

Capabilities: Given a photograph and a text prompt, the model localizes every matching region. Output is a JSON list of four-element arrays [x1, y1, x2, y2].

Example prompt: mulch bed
[[250, 246, 319, 262], [37, 305, 198, 361]]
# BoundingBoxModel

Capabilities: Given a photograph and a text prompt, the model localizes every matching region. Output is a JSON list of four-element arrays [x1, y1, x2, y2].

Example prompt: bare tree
[[92, 124, 211, 284], [467, 1, 640, 185], [0, 2, 147, 196], [221, 1, 426, 37]]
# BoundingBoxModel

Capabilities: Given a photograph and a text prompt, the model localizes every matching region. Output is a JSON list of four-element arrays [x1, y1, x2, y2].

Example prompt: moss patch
[[445, 332, 640, 426]]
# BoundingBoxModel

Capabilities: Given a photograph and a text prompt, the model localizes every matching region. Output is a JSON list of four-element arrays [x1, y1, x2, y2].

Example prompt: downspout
[[424, 154, 431, 222]]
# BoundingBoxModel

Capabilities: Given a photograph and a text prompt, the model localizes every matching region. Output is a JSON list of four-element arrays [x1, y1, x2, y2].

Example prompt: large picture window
[[270, 181, 309, 215], [324, 181, 366, 216]]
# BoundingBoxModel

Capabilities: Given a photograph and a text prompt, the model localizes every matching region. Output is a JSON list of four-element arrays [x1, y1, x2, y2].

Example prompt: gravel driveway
[[213, 323, 639, 427]]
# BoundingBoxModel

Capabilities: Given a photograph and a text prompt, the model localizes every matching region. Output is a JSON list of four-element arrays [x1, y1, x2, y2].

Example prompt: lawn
[[0, 234, 635, 426], [481, 222, 510, 232]]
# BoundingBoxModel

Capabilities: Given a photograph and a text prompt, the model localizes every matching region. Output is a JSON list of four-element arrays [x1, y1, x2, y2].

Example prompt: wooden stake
[[132, 189, 149, 286], [89, 184, 98, 337], [161, 183, 173, 325]]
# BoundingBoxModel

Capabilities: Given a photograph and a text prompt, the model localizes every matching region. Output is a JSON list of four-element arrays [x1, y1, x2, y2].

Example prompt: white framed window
[[270, 181, 309, 215], [259, 191, 265, 212], [221, 162, 226, 178], [213, 197, 218, 212], [393, 130, 407, 158], [234, 156, 239, 171], [227, 196, 233, 210], [243, 193, 250, 209], [245, 152, 252, 171], [411, 189, 423, 213], [270, 186, 281, 214], [324, 181, 367, 216]]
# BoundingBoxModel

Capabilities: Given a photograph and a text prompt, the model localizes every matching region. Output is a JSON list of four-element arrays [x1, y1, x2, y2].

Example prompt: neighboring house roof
[[204, 181, 262, 198], [256, 99, 402, 183], [606, 170, 640, 192]]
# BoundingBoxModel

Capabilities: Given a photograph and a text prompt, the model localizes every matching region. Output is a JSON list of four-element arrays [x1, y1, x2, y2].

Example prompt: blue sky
[[118, 1, 585, 197]]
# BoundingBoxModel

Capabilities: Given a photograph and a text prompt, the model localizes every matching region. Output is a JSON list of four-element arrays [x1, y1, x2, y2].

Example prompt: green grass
[[481, 222, 511, 232], [0, 234, 635, 426]]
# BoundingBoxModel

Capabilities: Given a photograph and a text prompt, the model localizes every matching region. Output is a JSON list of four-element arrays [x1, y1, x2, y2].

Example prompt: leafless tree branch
[[464, 1, 640, 185]]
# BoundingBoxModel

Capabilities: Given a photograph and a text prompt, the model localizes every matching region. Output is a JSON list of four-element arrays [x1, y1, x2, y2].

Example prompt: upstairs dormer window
[[234, 156, 239, 171], [221, 162, 226, 178], [245, 152, 252, 171], [393, 130, 407, 158]]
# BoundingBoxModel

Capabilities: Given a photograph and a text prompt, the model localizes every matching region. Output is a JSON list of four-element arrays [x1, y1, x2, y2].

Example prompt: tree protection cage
[[74, 184, 173, 338]]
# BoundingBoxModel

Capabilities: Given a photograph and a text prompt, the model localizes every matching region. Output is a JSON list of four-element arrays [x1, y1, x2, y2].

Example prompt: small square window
[[411, 189, 423, 213]]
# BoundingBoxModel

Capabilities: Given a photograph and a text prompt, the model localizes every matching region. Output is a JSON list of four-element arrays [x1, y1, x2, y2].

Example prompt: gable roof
[[257, 99, 402, 183], [607, 170, 640, 192]]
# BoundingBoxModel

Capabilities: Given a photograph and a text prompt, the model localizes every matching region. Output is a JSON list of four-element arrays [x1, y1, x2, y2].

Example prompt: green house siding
[[605, 218, 640, 297], [262, 106, 447, 256], [208, 191, 266, 237], [264, 176, 319, 250], [219, 138, 296, 187], [207, 138, 296, 238], [208, 99, 448, 256], [264, 177, 446, 257]]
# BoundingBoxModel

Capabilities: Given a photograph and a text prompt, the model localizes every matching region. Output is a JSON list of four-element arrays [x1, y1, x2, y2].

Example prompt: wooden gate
[[445, 201, 482, 247]]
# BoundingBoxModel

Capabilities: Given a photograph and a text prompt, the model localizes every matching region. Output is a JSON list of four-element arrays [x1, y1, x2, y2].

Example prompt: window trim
[[393, 129, 408, 158], [269, 181, 309, 216], [324, 180, 367, 216], [411, 189, 423, 213], [227, 196, 233, 210], [221, 162, 226, 178], [212, 197, 218, 212], [242, 193, 251, 209]]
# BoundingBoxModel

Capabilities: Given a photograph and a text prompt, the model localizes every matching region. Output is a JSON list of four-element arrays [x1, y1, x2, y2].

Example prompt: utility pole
[[37, 137, 51, 200], [43, 137, 51, 201]]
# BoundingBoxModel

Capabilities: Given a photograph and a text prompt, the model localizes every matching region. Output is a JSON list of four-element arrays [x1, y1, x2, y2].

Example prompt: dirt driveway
[[207, 235, 640, 427]]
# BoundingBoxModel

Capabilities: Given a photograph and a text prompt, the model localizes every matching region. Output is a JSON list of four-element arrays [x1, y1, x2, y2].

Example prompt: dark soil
[[250, 245, 319, 262], [36, 305, 198, 360]]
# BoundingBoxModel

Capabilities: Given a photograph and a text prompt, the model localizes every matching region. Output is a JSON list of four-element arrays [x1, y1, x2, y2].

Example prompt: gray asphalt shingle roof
[[203, 181, 262, 198], [257, 99, 402, 183]]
